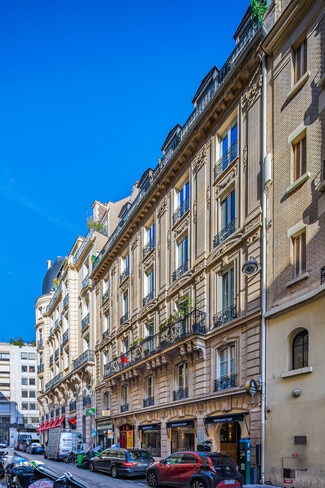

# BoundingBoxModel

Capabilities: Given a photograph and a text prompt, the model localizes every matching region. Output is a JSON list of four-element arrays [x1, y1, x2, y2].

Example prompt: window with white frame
[[144, 221, 155, 257], [103, 391, 110, 410], [292, 231, 306, 279], [144, 267, 154, 305], [216, 344, 236, 390], [292, 133, 306, 181], [294, 38, 307, 83], [120, 252, 130, 283], [144, 322, 155, 353], [146, 376, 154, 399], [219, 120, 238, 171], [174, 179, 190, 224], [214, 190, 236, 247], [103, 312, 110, 338], [121, 385, 128, 407], [174, 235, 189, 281], [103, 278, 110, 301], [120, 289, 129, 324], [214, 266, 236, 327], [174, 362, 188, 400]]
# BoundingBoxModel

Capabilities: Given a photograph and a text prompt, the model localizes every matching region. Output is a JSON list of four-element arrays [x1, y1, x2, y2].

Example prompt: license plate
[[224, 481, 235, 484]]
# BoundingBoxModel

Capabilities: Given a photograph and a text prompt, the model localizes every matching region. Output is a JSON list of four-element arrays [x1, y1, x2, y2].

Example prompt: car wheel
[[146, 469, 159, 488], [111, 465, 118, 478], [89, 462, 95, 472], [190, 478, 208, 488]]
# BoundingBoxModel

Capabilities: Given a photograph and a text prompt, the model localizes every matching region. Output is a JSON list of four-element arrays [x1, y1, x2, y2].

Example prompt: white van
[[44, 429, 82, 460]]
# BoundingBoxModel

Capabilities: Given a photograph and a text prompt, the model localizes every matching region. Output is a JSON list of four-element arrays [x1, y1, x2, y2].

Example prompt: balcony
[[63, 294, 69, 309], [143, 290, 154, 307], [49, 355, 53, 365], [173, 197, 190, 225], [103, 329, 110, 341], [321, 266, 325, 285], [103, 309, 207, 379], [45, 373, 62, 391], [143, 239, 155, 258], [38, 364, 44, 373], [214, 374, 237, 391], [214, 303, 237, 328], [73, 349, 95, 370], [54, 348, 59, 360], [143, 396, 154, 408], [102, 289, 110, 304], [120, 268, 130, 284], [82, 275, 90, 290], [120, 312, 129, 325], [214, 141, 238, 179], [213, 219, 237, 248], [54, 319, 59, 330], [120, 403, 129, 413], [172, 260, 189, 282], [173, 387, 188, 401], [81, 313, 90, 331]]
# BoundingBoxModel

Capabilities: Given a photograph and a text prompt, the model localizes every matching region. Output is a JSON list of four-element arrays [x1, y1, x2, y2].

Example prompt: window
[[214, 267, 236, 327], [29, 352, 35, 360], [292, 135, 306, 181], [29, 378, 36, 386], [146, 376, 154, 398], [294, 39, 307, 83], [29, 366, 35, 373], [22, 391, 28, 398], [103, 392, 110, 409], [144, 322, 155, 354], [174, 180, 190, 224], [29, 403, 37, 410], [21, 378, 28, 385], [121, 253, 130, 282], [29, 391, 36, 398], [103, 313, 110, 338], [292, 231, 306, 278], [174, 363, 188, 400], [21, 352, 28, 360], [292, 330, 308, 369], [219, 120, 238, 171], [21, 365, 27, 372], [143, 268, 154, 305], [22, 402, 28, 410], [215, 344, 236, 390], [143, 222, 155, 257], [222, 267, 235, 311], [121, 385, 128, 409], [121, 290, 129, 324], [214, 191, 236, 247], [173, 235, 189, 281]]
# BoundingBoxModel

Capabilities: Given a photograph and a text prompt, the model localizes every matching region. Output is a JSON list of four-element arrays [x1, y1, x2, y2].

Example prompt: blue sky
[[0, 0, 250, 343]]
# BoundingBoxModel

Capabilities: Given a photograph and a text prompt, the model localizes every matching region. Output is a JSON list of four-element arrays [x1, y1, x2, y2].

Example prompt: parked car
[[26, 443, 45, 455], [89, 447, 154, 478], [146, 451, 243, 488]]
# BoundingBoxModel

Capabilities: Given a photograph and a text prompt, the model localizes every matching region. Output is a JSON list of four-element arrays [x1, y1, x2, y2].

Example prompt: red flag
[[121, 354, 128, 364]]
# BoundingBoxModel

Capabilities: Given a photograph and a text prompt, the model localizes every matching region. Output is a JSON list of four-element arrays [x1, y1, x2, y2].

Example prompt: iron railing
[[173, 197, 190, 225], [120, 403, 129, 413], [143, 238, 155, 258], [81, 313, 90, 331], [63, 294, 69, 309], [214, 141, 238, 179], [143, 396, 154, 408], [73, 349, 95, 370], [172, 260, 189, 282], [45, 373, 62, 391], [120, 268, 130, 283], [214, 304, 237, 328], [214, 374, 237, 391], [173, 387, 188, 401], [143, 290, 154, 307], [102, 289, 110, 303], [213, 219, 237, 248], [120, 312, 129, 325], [62, 329, 69, 344], [104, 309, 207, 379]]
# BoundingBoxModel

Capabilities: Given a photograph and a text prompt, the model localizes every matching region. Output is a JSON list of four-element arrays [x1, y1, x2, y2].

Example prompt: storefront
[[166, 419, 195, 453], [96, 421, 114, 449], [139, 423, 161, 457], [204, 413, 247, 463]]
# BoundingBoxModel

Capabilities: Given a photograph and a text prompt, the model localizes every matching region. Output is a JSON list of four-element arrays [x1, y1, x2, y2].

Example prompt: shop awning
[[48, 419, 57, 429], [37, 422, 44, 432], [204, 413, 246, 424], [42, 421, 50, 430], [166, 419, 195, 428], [54, 415, 65, 428], [138, 424, 161, 431]]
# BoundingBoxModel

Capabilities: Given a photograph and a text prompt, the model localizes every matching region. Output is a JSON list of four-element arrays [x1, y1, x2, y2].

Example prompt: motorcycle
[[6, 459, 91, 488], [80, 446, 103, 469]]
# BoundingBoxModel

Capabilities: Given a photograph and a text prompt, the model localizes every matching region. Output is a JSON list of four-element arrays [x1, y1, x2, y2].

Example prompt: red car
[[146, 451, 243, 488]]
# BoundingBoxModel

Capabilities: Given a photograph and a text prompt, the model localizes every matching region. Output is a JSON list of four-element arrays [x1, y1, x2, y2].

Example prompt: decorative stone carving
[[241, 69, 262, 110], [157, 197, 168, 219], [174, 218, 189, 238], [192, 145, 207, 175], [215, 166, 238, 197]]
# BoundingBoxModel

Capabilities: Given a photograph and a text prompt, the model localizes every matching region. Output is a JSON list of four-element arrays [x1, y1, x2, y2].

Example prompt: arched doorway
[[220, 421, 241, 462], [119, 424, 134, 449]]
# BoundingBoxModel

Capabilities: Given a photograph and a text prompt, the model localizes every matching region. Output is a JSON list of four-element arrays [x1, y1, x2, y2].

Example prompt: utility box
[[239, 438, 251, 484]]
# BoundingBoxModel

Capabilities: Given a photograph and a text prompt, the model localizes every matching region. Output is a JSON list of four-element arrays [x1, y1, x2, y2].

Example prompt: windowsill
[[287, 70, 311, 100], [286, 272, 309, 288], [285, 172, 310, 196], [281, 366, 312, 378]]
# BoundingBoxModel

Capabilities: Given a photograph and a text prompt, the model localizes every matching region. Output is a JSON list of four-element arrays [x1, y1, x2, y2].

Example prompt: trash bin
[[77, 453, 84, 468]]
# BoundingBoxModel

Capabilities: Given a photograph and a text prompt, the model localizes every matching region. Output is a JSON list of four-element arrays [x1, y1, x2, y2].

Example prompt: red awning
[[42, 421, 50, 430], [48, 419, 57, 429], [37, 422, 44, 432], [54, 415, 65, 428]]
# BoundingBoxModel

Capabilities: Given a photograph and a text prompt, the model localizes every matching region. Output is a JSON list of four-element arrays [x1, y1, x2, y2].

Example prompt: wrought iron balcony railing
[[143, 396, 154, 408], [120, 403, 129, 413], [173, 197, 190, 225], [45, 373, 62, 391], [37, 339, 43, 348], [54, 348, 59, 360], [214, 303, 237, 328], [143, 238, 155, 258], [120, 312, 129, 325], [81, 313, 90, 331], [214, 374, 237, 391], [63, 294, 69, 309], [213, 219, 237, 248], [102, 289, 110, 304], [143, 290, 154, 307], [103, 309, 207, 379], [172, 260, 189, 282], [214, 141, 238, 179], [173, 387, 188, 401], [120, 268, 130, 284], [37, 364, 44, 373], [62, 329, 69, 345], [103, 329, 110, 341], [82, 275, 90, 290], [73, 349, 95, 370]]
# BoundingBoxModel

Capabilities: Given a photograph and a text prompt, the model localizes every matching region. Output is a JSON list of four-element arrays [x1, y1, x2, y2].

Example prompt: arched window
[[292, 330, 308, 369]]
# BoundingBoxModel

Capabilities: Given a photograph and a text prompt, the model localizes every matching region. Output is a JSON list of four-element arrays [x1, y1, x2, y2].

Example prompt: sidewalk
[[243, 485, 281, 488]]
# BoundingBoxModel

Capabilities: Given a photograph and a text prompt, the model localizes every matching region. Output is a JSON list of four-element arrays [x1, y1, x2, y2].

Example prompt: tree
[[10, 337, 25, 347]]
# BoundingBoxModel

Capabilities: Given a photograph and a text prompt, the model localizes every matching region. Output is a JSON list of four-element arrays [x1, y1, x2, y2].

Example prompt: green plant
[[87, 218, 106, 234], [251, 0, 268, 23]]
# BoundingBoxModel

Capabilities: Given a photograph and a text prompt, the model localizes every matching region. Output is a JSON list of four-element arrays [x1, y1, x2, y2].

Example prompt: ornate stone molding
[[157, 197, 168, 219], [241, 69, 262, 110], [215, 165, 238, 198], [192, 145, 207, 175], [173, 217, 189, 239]]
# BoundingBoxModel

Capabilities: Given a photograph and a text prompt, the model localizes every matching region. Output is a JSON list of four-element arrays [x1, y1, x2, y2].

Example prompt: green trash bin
[[77, 453, 84, 468]]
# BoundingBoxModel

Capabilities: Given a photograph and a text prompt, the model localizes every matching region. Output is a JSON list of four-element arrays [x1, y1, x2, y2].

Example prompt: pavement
[[243, 485, 281, 488]]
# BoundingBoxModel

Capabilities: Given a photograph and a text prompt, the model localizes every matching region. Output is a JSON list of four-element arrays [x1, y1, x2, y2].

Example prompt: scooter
[[80, 446, 103, 469]]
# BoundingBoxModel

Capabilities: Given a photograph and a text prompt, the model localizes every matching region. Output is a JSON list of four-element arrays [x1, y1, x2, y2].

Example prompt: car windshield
[[130, 450, 151, 460]]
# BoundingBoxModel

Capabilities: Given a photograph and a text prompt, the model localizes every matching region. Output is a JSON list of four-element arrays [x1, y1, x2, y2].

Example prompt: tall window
[[222, 267, 235, 311], [294, 39, 307, 83], [144, 268, 154, 305], [121, 385, 128, 405], [120, 253, 130, 282], [174, 180, 190, 224], [292, 231, 306, 278], [219, 121, 238, 171], [292, 135, 306, 181], [173, 363, 189, 400], [144, 322, 155, 353], [144, 222, 155, 257], [103, 313, 110, 338], [173, 235, 189, 281], [217, 345, 236, 390], [103, 391, 110, 410], [121, 290, 129, 324], [146, 376, 154, 398], [292, 330, 308, 369], [214, 267, 236, 327], [221, 190, 236, 232]]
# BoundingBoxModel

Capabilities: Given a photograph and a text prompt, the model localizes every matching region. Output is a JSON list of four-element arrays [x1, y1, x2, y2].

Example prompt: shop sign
[[205, 413, 245, 424], [102, 409, 110, 416], [245, 379, 258, 396], [138, 424, 161, 431], [166, 420, 195, 428], [283, 479, 294, 484]]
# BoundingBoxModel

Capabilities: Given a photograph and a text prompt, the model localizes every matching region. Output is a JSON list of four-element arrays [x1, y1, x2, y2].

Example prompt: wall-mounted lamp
[[292, 388, 302, 398], [242, 257, 260, 276]]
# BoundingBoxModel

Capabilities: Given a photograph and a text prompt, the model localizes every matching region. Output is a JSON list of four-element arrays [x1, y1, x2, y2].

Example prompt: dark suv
[[146, 451, 243, 488], [89, 448, 154, 478]]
